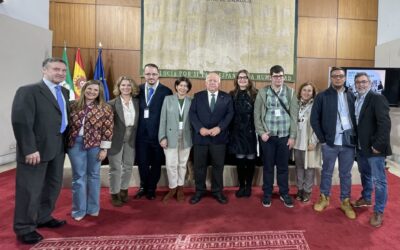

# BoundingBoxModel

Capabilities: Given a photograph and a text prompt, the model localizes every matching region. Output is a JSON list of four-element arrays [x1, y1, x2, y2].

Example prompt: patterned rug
[[31, 230, 309, 250]]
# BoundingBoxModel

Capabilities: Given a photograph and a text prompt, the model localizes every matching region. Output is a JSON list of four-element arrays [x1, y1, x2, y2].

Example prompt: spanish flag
[[72, 48, 86, 99]]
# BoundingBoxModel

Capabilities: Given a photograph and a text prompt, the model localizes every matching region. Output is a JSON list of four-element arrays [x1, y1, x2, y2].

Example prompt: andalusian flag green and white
[[61, 46, 75, 100], [72, 48, 87, 99]]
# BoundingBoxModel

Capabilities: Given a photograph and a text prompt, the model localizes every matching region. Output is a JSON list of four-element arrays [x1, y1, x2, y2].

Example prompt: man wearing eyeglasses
[[254, 65, 299, 208], [310, 67, 357, 219], [352, 72, 391, 227], [135, 63, 172, 200]]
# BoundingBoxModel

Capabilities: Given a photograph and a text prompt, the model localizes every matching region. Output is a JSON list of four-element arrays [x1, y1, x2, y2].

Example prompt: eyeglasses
[[331, 74, 345, 79], [355, 80, 369, 84], [238, 76, 248, 80], [271, 75, 284, 79], [144, 73, 159, 77]]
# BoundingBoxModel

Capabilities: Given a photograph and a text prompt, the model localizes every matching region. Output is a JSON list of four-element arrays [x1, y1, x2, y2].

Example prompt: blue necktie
[[55, 85, 67, 133], [147, 87, 154, 104]]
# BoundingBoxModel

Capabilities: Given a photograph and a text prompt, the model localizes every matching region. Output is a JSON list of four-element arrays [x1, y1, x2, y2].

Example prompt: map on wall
[[141, 0, 297, 81]]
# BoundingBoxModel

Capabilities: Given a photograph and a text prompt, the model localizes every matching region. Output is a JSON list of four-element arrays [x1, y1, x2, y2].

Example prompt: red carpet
[[0, 167, 399, 250], [30, 230, 309, 249]]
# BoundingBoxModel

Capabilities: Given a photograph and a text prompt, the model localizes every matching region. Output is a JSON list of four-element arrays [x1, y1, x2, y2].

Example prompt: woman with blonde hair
[[294, 82, 321, 203], [68, 80, 113, 221], [108, 76, 139, 206]]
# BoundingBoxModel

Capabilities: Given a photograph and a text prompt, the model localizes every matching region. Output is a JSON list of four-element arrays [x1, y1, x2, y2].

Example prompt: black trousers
[[193, 144, 226, 194], [136, 141, 165, 192], [14, 151, 65, 235], [260, 136, 290, 197]]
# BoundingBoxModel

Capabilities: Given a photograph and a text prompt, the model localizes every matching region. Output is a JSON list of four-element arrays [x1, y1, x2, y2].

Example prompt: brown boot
[[162, 188, 177, 203], [111, 193, 123, 207], [370, 212, 383, 227], [120, 189, 129, 203], [176, 186, 185, 202]]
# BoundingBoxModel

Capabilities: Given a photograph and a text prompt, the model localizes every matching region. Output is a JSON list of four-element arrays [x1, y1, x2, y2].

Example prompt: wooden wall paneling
[[297, 17, 337, 58], [96, 0, 141, 7], [336, 59, 375, 68], [296, 58, 337, 92], [51, 0, 96, 4], [96, 5, 141, 50], [298, 0, 338, 18], [52, 47, 96, 79], [50, 2, 96, 48], [337, 19, 377, 60], [100, 50, 140, 91], [338, 0, 378, 20]]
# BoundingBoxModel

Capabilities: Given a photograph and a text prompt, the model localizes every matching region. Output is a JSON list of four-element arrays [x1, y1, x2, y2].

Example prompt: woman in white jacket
[[294, 82, 321, 203]]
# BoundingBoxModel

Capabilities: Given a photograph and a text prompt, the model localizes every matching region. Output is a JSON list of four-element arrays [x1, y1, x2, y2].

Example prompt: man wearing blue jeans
[[254, 65, 298, 208], [310, 67, 357, 219], [353, 72, 391, 227]]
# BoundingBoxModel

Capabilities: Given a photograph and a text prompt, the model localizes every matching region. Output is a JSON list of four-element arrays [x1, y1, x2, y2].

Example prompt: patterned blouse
[[68, 101, 114, 149]]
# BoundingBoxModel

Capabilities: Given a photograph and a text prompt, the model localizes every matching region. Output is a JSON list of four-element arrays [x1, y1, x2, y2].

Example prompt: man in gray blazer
[[11, 58, 69, 244]]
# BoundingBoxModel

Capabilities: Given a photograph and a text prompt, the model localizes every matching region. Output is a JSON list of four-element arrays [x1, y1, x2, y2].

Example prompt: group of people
[[11, 58, 391, 245]]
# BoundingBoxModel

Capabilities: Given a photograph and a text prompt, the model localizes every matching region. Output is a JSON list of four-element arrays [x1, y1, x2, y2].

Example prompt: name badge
[[179, 121, 183, 130], [144, 108, 149, 118], [274, 109, 281, 117]]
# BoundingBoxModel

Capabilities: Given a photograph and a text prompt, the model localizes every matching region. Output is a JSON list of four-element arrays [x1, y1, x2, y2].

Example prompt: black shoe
[[296, 190, 304, 201], [146, 190, 156, 200], [235, 187, 246, 198], [244, 187, 252, 197], [134, 188, 147, 199], [37, 218, 66, 228], [190, 193, 203, 204], [280, 194, 294, 208], [17, 231, 43, 244], [262, 196, 272, 207], [213, 193, 228, 204]]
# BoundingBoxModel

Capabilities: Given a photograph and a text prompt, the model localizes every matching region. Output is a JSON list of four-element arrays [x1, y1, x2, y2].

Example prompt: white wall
[[0, 15, 52, 164], [0, 0, 49, 29], [377, 0, 400, 45]]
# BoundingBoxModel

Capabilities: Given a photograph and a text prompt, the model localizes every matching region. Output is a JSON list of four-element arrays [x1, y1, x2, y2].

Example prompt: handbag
[[337, 112, 356, 147]]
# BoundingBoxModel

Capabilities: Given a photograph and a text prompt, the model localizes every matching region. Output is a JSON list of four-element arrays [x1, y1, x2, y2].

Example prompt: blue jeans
[[68, 136, 101, 218], [260, 136, 290, 197], [357, 151, 388, 213], [320, 144, 354, 201]]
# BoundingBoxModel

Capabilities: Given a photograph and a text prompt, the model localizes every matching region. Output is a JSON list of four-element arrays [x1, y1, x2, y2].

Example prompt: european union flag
[[94, 48, 110, 101]]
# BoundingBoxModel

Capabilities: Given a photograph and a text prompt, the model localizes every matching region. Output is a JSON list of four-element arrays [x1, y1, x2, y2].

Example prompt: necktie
[[55, 85, 67, 133], [147, 87, 154, 104], [210, 93, 216, 112]]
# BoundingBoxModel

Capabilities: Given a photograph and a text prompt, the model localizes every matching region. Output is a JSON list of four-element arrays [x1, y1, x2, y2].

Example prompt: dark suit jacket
[[136, 83, 172, 144], [108, 96, 139, 155], [11, 81, 70, 162], [357, 91, 392, 157], [189, 90, 234, 145]]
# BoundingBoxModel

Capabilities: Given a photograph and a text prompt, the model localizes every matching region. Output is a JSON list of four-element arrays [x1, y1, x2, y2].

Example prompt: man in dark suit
[[352, 72, 391, 228], [11, 57, 70, 244], [135, 63, 172, 200], [189, 72, 234, 204]]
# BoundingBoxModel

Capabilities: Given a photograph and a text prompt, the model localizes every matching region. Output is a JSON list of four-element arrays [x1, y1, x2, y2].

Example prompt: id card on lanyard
[[178, 98, 186, 130]]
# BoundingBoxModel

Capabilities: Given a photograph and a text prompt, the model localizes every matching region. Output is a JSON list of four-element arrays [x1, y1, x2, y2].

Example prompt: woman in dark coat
[[229, 69, 258, 197]]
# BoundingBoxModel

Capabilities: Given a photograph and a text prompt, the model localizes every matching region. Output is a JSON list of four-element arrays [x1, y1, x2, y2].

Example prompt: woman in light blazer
[[108, 76, 140, 207], [294, 82, 321, 203], [159, 77, 193, 203]]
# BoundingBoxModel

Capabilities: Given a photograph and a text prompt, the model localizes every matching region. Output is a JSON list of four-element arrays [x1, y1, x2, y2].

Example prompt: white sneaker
[[73, 216, 84, 221], [89, 212, 99, 217]]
